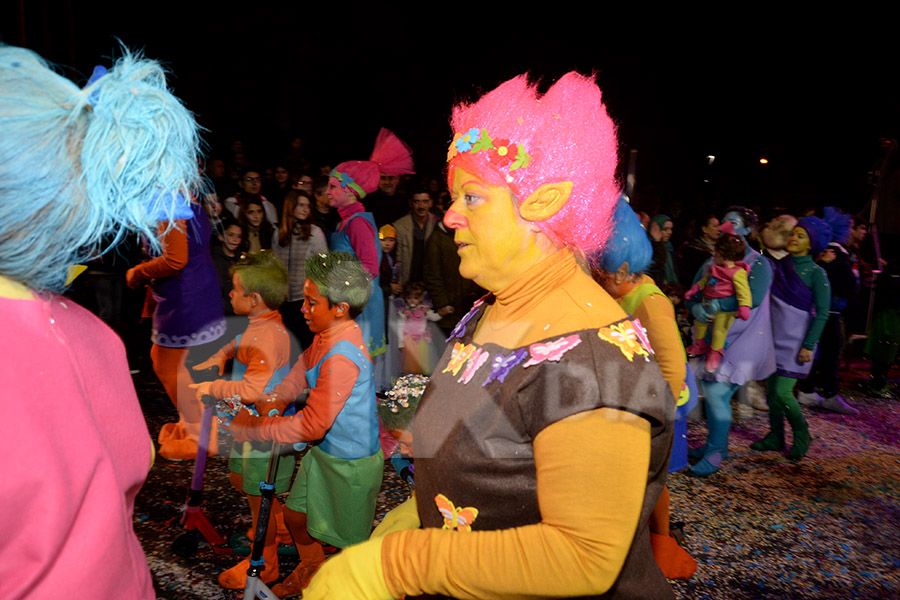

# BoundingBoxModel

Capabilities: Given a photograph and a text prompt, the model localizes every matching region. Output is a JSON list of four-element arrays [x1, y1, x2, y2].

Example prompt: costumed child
[[379, 223, 401, 302], [592, 196, 698, 581], [1, 45, 202, 598], [228, 251, 384, 598], [326, 128, 415, 371], [377, 373, 428, 488], [751, 216, 832, 459], [189, 251, 293, 589], [685, 232, 752, 372], [396, 281, 442, 375]]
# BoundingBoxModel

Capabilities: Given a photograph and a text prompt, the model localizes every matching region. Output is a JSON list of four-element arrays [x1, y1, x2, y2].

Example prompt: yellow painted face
[[786, 226, 812, 256], [444, 168, 544, 292]]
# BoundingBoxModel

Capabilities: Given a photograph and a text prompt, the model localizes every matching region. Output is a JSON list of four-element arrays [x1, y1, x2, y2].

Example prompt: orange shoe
[[157, 420, 184, 445], [217, 555, 279, 590], [158, 437, 199, 461], [650, 531, 697, 580], [157, 419, 218, 460], [270, 560, 324, 598]]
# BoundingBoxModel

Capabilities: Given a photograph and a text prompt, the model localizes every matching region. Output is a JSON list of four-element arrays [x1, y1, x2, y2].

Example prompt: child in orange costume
[[228, 252, 383, 598], [190, 252, 292, 589]]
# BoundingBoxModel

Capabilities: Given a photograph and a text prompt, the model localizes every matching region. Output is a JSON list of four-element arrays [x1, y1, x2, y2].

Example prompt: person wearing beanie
[[751, 217, 832, 459], [795, 207, 859, 414]]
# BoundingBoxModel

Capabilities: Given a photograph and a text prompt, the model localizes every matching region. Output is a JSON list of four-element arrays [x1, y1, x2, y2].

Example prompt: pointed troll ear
[[518, 181, 573, 222], [614, 262, 630, 285]]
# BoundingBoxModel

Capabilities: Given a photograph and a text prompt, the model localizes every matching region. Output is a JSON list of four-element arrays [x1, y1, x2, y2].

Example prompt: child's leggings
[[694, 311, 737, 351], [150, 344, 201, 424], [765, 375, 808, 438]]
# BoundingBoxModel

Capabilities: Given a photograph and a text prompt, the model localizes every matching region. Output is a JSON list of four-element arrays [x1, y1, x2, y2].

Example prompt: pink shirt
[[337, 203, 379, 277], [1, 295, 155, 599]]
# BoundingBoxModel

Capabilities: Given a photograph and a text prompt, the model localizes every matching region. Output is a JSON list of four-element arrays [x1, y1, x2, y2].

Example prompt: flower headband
[[447, 127, 531, 175], [330, 168, 368, 199]]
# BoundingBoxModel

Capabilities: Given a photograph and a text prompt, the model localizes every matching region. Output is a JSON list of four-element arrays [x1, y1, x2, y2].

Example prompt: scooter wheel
[[172, 532, 199, 558]]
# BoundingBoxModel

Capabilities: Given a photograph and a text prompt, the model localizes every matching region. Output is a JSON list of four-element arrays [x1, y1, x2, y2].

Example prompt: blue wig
[[823, 206, 852, 245], [0, 44, 202, 292], [593, 196, 652, 275]]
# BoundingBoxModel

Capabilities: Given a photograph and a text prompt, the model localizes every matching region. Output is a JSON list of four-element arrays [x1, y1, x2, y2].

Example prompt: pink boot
[[686, 338, 709, 357], [705, 349, 723, 372]]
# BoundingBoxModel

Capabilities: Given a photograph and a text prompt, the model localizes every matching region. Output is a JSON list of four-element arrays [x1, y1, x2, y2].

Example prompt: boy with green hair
[[190, 251, 293, 589], [229, 251, 384, 598]]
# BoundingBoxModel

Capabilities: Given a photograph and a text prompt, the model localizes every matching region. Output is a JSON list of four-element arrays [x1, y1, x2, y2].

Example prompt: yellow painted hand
[[371, 495, 419, 538], [303, 537, 396, 600]]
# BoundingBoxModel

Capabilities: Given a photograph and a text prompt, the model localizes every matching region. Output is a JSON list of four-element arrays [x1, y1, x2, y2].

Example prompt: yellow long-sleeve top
[[620, 274, 687, 403], [381, 250, 674, 599]]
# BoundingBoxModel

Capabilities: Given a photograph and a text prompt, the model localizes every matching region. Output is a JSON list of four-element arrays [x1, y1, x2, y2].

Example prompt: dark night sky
[[3, 3, 897, 217]]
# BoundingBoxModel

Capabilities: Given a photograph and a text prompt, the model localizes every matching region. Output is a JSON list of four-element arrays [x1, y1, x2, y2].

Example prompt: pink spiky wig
[[331, 128, 415, 199], [447, 72, 620, 253]]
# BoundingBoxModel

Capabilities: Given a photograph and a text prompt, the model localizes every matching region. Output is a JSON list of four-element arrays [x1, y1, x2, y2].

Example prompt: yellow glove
[[303, 537, 396, 600], [371, 495, 419, 539]]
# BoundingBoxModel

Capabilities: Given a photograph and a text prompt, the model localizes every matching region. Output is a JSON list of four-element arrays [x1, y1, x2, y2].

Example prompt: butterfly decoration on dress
[[435, 493, 479, 532], [447, 296, 487, 340], [458, 347, 490, 384], [597, 320, 651, 362], [630, 318, 655, 356], [482, 348, 528, 386], [443, 342, 477, 376], [522, 334, 582, 368]]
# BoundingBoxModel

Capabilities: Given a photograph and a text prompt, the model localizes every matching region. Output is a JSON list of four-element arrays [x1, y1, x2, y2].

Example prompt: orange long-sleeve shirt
[[207, 310, 290, 403], [130, 220, 189, 281], [246, 320, 371, 444]]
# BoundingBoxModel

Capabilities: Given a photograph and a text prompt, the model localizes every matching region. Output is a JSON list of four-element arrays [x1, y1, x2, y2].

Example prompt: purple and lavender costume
[[150, 203, 226, 347]]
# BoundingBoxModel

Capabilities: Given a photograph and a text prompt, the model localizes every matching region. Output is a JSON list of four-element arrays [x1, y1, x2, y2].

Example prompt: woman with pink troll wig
[[305, 73, 674, 600]]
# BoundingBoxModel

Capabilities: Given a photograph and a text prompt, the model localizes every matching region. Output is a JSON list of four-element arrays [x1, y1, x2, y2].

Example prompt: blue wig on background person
[[592, 195, 653, 275], [823, 206, 852, 245], [0, 44, 202, 293]]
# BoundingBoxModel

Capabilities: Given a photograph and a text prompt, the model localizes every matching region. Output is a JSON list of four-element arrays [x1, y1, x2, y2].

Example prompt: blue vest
[[330, 212, 386, 355], [306, 339, 380, 460]]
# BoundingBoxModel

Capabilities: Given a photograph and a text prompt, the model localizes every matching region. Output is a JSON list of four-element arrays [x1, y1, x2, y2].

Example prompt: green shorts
[[286, 446, 384, 548], [228, 440, 296, 496]]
